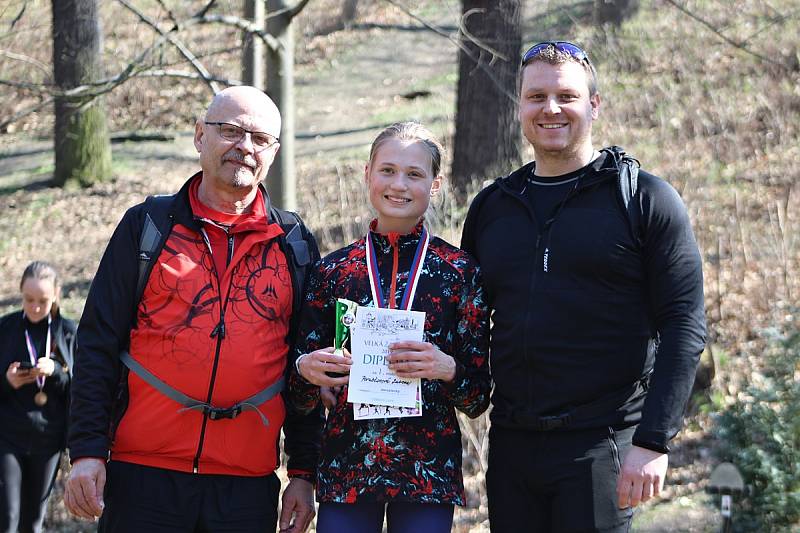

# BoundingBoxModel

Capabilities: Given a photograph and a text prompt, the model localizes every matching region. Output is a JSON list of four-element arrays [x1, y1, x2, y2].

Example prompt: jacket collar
[[497, 149, 620, 196], [167, 172, 275, 230], [368, 218, 426, 252]]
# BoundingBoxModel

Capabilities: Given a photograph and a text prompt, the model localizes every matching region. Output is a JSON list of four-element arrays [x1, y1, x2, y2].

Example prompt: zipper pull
[[227, 235, 234, 266], [210, 316, 226, 339]]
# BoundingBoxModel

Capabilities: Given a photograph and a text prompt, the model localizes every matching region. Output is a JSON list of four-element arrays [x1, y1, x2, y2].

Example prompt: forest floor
[[0, 0, 768, 531]]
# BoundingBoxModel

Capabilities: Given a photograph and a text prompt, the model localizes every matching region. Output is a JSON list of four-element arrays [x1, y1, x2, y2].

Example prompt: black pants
[[487, 425, 635, 533], [98, 461, 280, 533], [0, 450, 61, 533]]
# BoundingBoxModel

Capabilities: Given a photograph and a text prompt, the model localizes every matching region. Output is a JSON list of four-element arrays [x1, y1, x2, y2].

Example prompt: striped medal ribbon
[[365, 228, 429, 310]]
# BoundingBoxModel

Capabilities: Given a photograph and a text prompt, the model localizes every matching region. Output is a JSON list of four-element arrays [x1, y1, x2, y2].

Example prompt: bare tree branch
[[137, 69, 240, 85], [0, 62, 241, 103], [381, 0, 517, 102], [0, 28, 171, 108], [0, 78, 53, 91], [460, 8, 509, 63], [194, 0, 218, 20], [198, 14, 281, 51], [262, 0, 312, 22], [1, 0, 293, 129], [9, 3, 26, 30], [0, 49, 50, 77], [663, 0, 793, 71], [739, 7, 800, 46], [0, 97, 53, 132], [286, 0, 313, 20], [117, 0, 221, 94], [155, 0, 180, 29]]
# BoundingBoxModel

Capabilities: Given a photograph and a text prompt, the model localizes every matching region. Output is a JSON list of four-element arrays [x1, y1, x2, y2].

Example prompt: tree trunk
[[266, 0, 296, 210], [451, 0, 522, 202], [242, 0, 266, 89], [52, 0, 112, 187], [594, 0, 639, 26], [340, 0, 359, 28]]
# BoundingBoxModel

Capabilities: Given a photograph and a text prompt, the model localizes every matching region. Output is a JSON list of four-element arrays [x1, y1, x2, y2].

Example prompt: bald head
[[194, 86, 282, 208], [205, 86, 281, 139]]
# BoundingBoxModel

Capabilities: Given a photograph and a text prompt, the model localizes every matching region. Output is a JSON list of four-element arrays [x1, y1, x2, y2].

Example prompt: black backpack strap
[[271, 207, 312, 269], [136, 195, 176, 307], [603, 146, 643, 249], [269, 206, 315, 341]]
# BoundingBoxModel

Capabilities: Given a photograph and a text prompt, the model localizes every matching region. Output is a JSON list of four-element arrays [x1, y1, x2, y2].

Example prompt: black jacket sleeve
[[286, 260, 330, 415], [632, 174, 706, 453], [68, 206, 144, 462]]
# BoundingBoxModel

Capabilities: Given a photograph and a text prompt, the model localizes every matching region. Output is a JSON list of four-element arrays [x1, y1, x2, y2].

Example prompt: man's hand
[[64, 457, 106, 520], [279, 477, 315, 533], [616, 445, 668, 508]]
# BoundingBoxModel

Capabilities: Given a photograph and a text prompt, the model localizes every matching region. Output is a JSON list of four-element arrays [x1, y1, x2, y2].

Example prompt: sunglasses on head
[[522, 41, 591, 65]]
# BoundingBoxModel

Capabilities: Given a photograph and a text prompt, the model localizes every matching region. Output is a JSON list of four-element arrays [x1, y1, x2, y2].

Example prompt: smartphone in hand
[[17, 361, 35, 371]]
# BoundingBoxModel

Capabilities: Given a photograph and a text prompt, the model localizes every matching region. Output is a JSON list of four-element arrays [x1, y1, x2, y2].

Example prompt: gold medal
[[34, 391, 48, 406]]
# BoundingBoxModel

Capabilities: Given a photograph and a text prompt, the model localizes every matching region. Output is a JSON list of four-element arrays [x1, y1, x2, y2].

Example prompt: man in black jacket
[[461, 42, 706, 532]]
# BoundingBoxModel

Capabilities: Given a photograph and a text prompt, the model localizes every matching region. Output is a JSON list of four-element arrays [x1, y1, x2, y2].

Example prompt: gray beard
[[229, 167, 256, 188]]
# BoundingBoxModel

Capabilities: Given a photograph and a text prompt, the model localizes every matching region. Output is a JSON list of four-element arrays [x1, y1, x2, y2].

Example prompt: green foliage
[[713, 330, 800, 531]]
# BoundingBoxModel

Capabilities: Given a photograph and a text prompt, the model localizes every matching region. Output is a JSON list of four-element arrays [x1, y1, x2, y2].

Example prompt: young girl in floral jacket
[[290, 122, 490, 533]]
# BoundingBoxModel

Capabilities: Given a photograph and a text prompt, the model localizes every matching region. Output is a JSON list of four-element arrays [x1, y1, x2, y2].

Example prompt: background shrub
[[713, 328, 800, 532]]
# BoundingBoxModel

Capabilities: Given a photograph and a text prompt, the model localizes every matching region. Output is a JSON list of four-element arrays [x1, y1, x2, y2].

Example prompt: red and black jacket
[[68, 174, 322, 477]]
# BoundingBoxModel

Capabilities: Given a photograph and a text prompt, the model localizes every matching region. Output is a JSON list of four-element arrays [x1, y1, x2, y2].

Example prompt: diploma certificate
[[347, 306, 424, 407]]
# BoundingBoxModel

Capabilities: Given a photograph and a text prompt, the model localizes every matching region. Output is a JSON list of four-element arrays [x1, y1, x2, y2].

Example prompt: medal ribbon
[[365, 228, 429, 311], [24, 315, 51, 390]]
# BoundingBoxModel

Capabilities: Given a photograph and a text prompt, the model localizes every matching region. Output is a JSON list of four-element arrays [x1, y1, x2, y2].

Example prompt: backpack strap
[[269, 206, 315, 343], [602, 146, 643, 249], [120, 350, 284, 426], [136, 194, 176, 307], [270, 206, 312, 271]]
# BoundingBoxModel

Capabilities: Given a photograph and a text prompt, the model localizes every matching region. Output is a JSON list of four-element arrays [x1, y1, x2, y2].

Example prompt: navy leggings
[[0, 450, 61, 533], [317, 501, 454, 533]]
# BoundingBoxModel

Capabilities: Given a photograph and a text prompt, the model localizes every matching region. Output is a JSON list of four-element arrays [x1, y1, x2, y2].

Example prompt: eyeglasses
[[204, 122, 279, 152], [522, 41, 591, 65]]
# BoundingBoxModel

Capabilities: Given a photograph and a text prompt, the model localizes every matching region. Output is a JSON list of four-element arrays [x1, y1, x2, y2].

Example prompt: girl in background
[[0, 262, 76, 533], [290, 122, 490, 533]]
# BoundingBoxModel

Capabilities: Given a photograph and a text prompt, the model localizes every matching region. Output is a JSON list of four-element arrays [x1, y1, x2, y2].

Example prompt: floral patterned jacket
[[289, 221, 490, 504]]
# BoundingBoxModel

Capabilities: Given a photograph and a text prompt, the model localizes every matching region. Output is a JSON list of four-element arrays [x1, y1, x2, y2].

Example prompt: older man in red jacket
[[64, 86, 322, 533]]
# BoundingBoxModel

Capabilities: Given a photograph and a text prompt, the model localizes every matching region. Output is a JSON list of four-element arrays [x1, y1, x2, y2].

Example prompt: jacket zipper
[[192, 230, 235, 473], [502, 176, 582, 416]]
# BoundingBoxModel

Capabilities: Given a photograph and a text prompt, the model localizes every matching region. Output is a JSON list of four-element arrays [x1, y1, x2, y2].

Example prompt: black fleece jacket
[[461, 151, 706, 453], [0, 311, 75, 454]]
